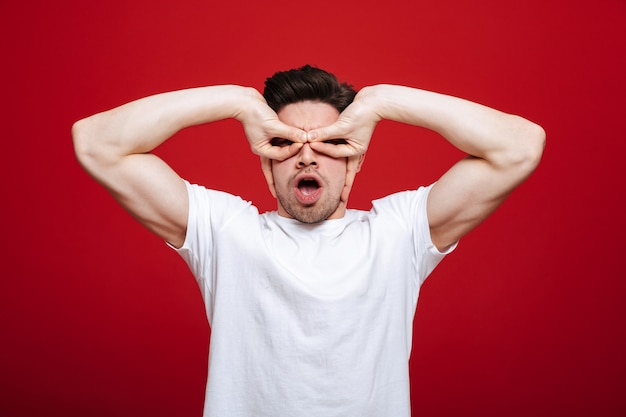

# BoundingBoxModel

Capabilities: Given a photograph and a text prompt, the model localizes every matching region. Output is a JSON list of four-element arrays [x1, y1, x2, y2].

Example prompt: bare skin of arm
[[72, 86, 306, 248], [307, 84, 546, 251]]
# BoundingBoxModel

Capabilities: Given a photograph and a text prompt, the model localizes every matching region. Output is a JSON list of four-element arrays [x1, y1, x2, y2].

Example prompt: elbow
[[72, 118, 91, 165], [72, 115, 111, 172], [72, 115, 115, 173], [523, 120, 546, 171], [501, 116, 546, 174], [72, 118, 88, 153]]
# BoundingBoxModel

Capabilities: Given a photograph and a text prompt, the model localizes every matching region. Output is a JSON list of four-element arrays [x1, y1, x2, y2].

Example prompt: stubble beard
[[277, 193, 342, 224]]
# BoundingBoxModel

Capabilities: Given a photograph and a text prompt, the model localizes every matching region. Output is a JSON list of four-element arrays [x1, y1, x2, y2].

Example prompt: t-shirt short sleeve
[[173, 181, 253, 299], [372, 184, 457, 285]]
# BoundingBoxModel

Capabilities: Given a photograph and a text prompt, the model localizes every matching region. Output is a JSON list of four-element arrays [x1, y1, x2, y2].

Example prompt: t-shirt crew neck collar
[[268, 210, 354, 233]]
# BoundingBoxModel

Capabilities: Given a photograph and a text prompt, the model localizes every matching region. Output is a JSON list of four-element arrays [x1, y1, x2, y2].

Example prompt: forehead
[[277, 101, 340, 130]]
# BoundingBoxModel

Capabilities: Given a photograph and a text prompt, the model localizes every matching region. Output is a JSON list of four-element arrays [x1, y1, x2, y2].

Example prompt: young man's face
[[262, 101, 360, 223]]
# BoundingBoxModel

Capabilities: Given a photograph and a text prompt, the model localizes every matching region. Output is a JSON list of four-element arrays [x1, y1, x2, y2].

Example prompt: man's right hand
[[73, 85, 306, 249], [235, 89, 307, 161]]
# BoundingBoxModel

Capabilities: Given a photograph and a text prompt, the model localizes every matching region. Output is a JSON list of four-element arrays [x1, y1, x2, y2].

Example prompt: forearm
[[361, 84, 545, 168], [72, 85, 259, 164]]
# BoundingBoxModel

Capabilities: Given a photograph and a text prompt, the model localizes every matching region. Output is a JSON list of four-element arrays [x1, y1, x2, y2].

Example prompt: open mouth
[[298, 178, 320, 196]]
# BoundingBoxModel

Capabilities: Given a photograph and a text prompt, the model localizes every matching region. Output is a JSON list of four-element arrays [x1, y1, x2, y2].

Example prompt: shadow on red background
[[1, 0, 625, 416]]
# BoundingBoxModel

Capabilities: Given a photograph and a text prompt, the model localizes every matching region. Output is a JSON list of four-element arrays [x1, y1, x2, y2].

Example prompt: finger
[[306, 122, 346, 143], [256, 141, 304, 161], [309, 141, 362, 158], [272, 122, 307, 143]]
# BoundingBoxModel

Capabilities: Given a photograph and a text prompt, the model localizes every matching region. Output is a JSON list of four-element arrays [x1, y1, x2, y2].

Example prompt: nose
[[296, 143, 317, 167]]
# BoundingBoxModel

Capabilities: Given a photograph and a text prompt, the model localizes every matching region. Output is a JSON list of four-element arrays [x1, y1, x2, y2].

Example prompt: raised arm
[[72, 86, 306, 248], [307, 84, 546, 251]]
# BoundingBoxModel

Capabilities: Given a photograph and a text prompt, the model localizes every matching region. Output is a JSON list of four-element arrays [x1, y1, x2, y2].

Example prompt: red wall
[[1, 0, 625, 416]]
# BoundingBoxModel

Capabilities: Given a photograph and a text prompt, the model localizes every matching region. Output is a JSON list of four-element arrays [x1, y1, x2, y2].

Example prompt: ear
[[261, 156, 277, 198], [341, 153, 366, 203], [353, 153, 366, 173]]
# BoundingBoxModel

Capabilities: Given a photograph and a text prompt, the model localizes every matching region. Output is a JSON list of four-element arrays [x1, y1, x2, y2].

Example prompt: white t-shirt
[[175, 181, 455, 417]]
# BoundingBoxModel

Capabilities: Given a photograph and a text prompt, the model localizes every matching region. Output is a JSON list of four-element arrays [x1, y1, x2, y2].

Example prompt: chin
[[282, 202, 343, 224]]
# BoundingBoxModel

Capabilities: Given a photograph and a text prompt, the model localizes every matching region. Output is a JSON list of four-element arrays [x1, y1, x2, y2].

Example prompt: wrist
[[361, 84, 437, 126], [353, 85, 385, 122], [230, 86, 265, 122]]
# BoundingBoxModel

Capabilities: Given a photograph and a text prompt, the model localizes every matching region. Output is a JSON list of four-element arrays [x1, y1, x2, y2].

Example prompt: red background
[[1, 0, 625, 416]]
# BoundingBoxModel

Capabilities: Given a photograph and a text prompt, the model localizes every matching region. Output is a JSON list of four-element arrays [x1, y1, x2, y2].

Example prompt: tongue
[[300, 183, 318, 196]]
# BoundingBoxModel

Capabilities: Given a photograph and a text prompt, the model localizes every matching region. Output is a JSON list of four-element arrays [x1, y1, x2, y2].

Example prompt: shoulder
[[186, 181, 253, 208], [184, 181, 260, 229], [370, 186, 432, 218]]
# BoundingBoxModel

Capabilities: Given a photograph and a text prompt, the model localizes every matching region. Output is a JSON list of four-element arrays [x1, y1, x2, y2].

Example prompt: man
[[73, 65, 545, 416]]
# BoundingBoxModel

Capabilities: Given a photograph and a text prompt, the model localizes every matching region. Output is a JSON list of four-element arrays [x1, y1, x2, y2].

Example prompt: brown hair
[[263, 65, 356, 113]]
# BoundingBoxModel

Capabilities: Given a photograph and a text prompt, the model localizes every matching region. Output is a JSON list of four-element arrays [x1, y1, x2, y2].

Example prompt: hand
[[306, 86, 382, 158], [236, 90, 307, 161]]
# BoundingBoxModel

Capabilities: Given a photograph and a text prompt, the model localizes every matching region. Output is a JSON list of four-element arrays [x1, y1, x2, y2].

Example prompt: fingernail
[[307, 131, 316, 141]]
